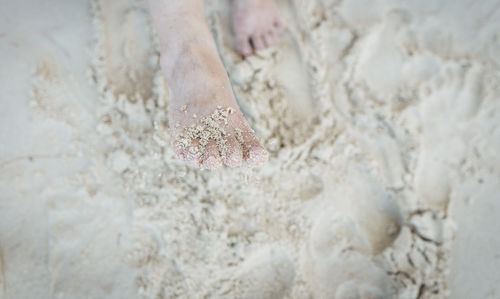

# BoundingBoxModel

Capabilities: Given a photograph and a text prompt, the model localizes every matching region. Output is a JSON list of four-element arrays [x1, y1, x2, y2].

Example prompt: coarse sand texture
[[1, 0, 500, 298]]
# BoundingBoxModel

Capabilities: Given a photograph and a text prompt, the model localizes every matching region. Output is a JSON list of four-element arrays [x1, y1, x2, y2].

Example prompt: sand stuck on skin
[[173, 106, 255, 169], [1, 0, 500, 298]]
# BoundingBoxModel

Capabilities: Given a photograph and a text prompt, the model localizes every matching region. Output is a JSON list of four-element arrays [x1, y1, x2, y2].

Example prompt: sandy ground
[[1, 0, 499, 298]]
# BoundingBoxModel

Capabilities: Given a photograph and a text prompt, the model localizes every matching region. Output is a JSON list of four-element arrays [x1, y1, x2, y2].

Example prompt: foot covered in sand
[[232, 0, 286, 56], [167, 48, 268, 170], [172, 105, 268, 170]]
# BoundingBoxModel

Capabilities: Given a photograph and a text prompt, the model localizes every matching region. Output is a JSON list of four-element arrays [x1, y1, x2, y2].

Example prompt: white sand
[[1, 0, 499, 298]]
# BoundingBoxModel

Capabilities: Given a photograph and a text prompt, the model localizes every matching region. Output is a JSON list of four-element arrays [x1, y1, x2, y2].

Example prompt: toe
[[237, 35, 253, 57], [183, 139, 203, 167], [251, 35, 265, 51], [273, 20, 285, 34], [248, 146, 269, 166], [223, 136, 243, 168], [173, 140, 186, 161], [202, 140, 222, 170], [237, 129, 269, 166], [264, 31, 276, 47]]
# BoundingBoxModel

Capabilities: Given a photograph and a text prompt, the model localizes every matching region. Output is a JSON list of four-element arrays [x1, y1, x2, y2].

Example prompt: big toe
[[175, 138, 203, 167], [174, 140, 186, 161]]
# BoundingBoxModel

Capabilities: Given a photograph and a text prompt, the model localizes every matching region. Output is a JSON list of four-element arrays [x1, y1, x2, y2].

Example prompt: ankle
[[160, 42, 220, 82], [159, 22, 220, 75]]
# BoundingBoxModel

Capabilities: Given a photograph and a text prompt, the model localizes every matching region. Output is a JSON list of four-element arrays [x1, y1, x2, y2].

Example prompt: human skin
[[147, 0, 284, 169]]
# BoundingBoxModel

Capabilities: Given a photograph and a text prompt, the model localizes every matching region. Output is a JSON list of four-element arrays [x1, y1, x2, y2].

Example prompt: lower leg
[[147, 0, 222, 88]]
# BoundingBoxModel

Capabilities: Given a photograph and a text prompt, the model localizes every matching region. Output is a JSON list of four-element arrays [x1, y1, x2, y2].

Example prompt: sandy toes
[[172, 105, 268, 170]]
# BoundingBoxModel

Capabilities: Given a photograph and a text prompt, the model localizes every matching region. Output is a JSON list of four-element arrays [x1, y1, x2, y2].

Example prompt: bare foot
[[148, 0, 268, 170], [232, 0, 286, 56], [165, 47, 268, 170]]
